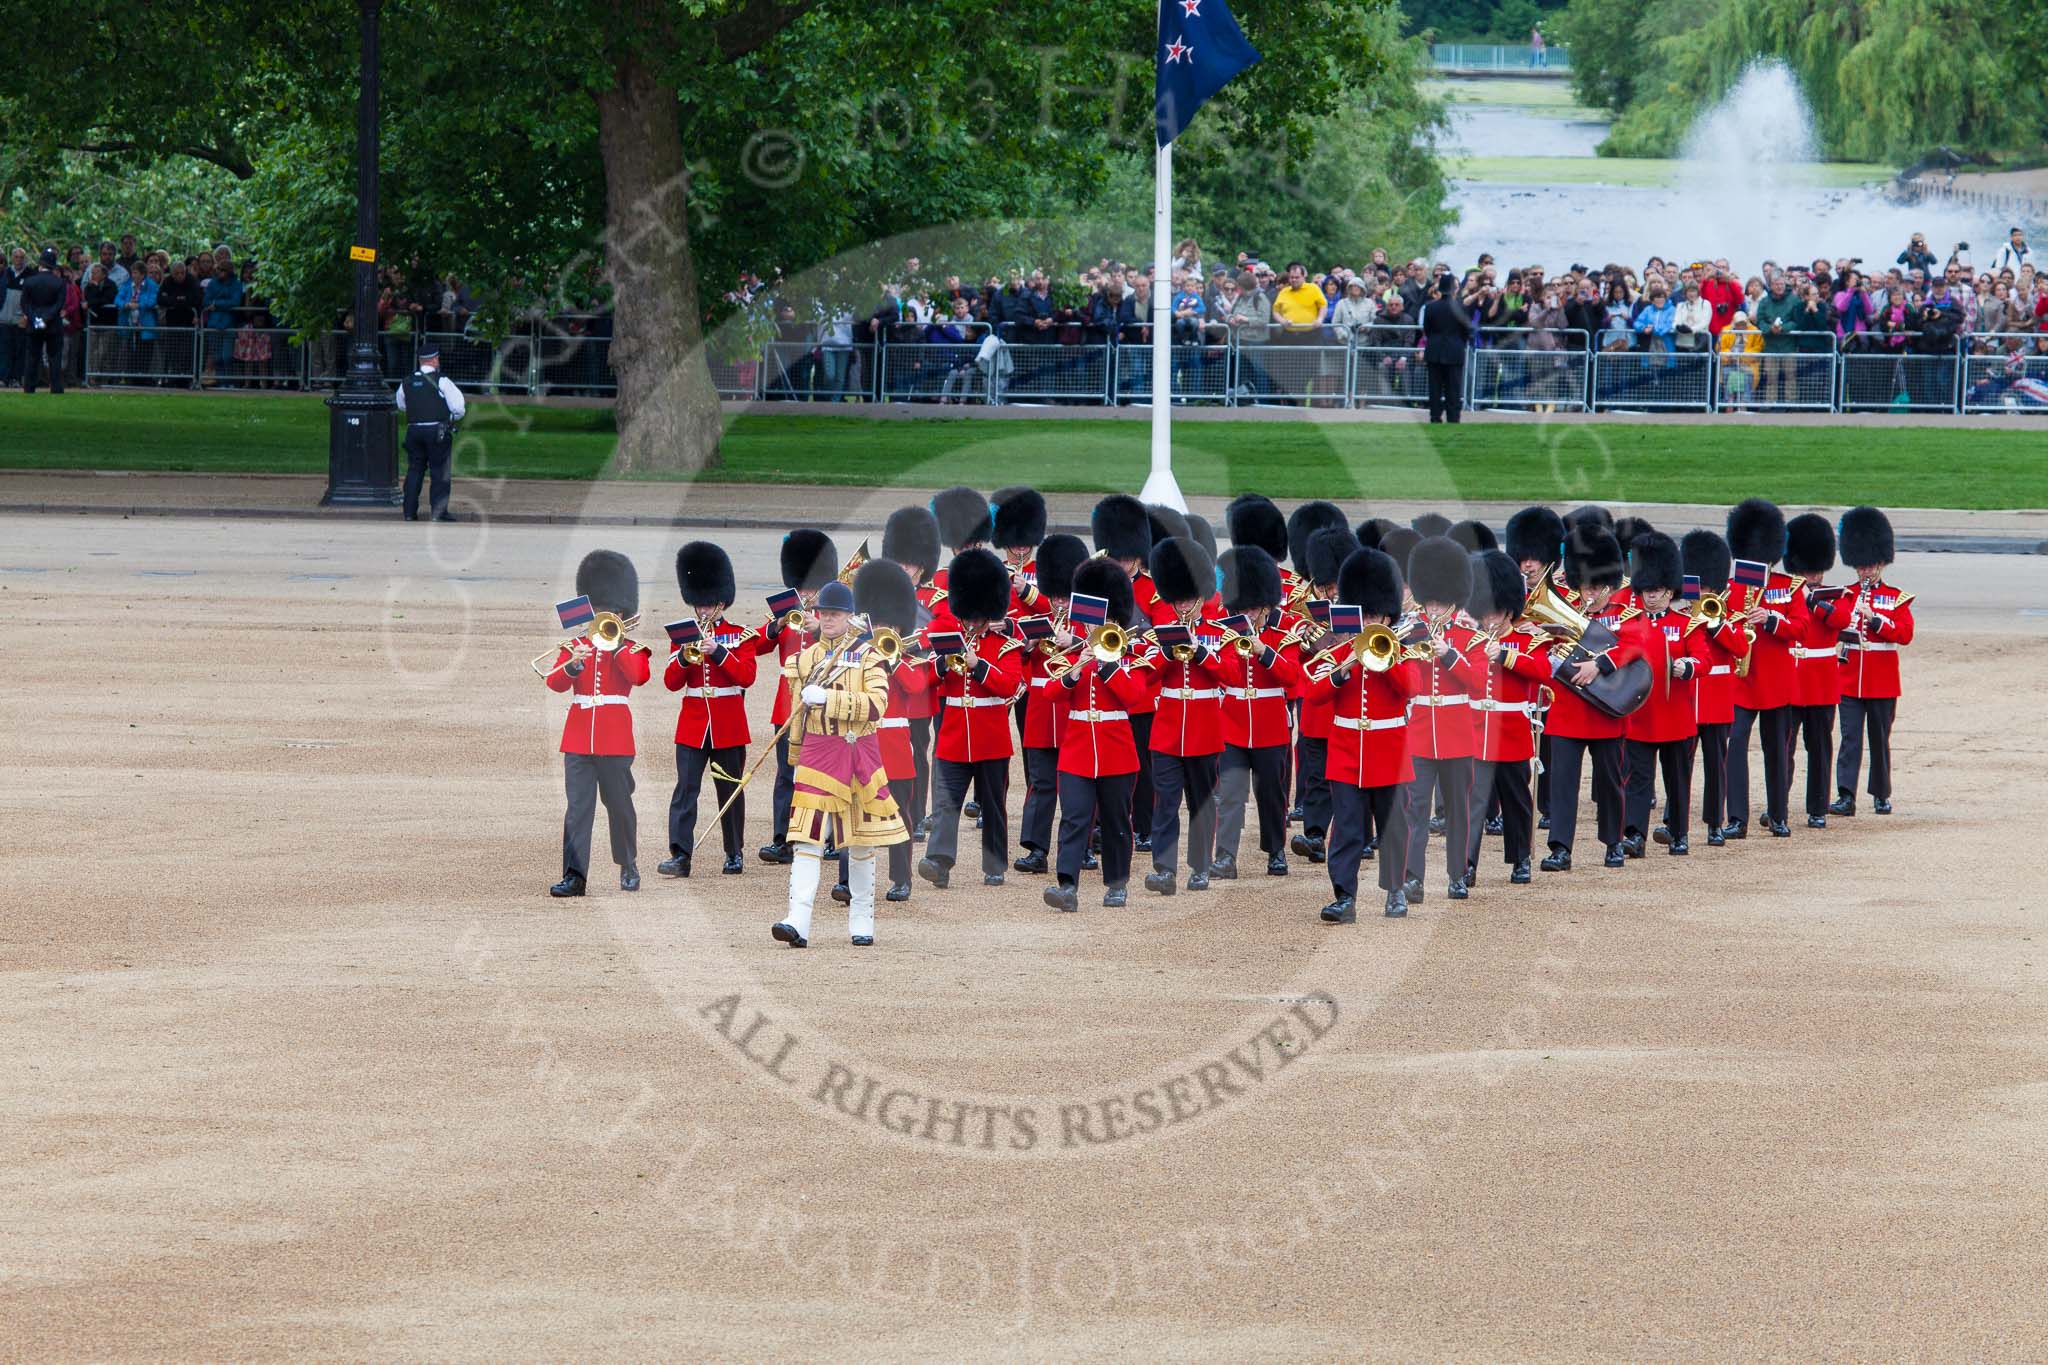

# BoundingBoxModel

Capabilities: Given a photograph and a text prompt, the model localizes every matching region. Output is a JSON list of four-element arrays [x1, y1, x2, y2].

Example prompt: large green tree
[[1, 0, 1445, 473]]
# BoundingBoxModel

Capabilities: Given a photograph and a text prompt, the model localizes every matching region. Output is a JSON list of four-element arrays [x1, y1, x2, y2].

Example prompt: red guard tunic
[[1733, 570, 1808, 712], [1310, 654, 1423, 789], [547, 637, 652, 755], [1149, 635, 1231, 757], [1021, 638, 1073, 750], [1469, 627, 1552, 763], [664, 619, 758, 748], [1219, 625, 1304, 750], [1836, 581, 1914, 699], [1689, 612, 1751, 727], [897, 583, 947, 723], [916, 631, 1026, 763], [875, 660, 932, 783], [1057, 656, 1155, 777], [1405, 623, 1486, 760], [755, 616, 815, 728], [1794, 586, 1848, 708], [1541, 603, 1646, 741], [1625, 609, 1701, 743], [1295, 631, 1339, 743]]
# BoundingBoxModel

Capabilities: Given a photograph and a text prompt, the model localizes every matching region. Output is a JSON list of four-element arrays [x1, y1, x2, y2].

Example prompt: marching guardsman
[[993, 485, 1050, 611], [1506, 506, 1568, 826], [1784, 513, 1843, 829], [1143, 536, 1229, 896], [770, 579, 908, 949], [1185, 514, 1222, 604], [1831, 507, 1913, 816], [542, 550, 651, 897], [1284, 500, 1351, 822], [883, 504, 944, 839], [914, 549, 1025, 888], [1211, 545, 1306, 882], [851, 559, 927, 902], [1280, 524, 1361, 870], [756, 530, 838, 864], [1045, 560, 1156, 911], [1310, 548, 1423, 922], [1618, 532, 1701, 856], [1015, 534, 1092, 875], [1539, 526, 1643, 872], [1676, 530, 1752, 846], [1400, 536, 1486, 903], [927, 486, 994, 601], [660, 542, 757, 878], [1092, 495, 1160, 844], [1227, 493, 1299, 606], [1724, 498, 1805, 840], [1464, 549, 1549, 885]]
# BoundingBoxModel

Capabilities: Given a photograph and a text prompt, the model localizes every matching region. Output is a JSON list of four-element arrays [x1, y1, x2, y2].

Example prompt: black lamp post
[[322, 0, 398, 507]]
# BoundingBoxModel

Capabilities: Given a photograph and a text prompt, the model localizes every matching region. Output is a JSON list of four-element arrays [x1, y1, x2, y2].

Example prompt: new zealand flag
[[1155, 0, 1262, 146]]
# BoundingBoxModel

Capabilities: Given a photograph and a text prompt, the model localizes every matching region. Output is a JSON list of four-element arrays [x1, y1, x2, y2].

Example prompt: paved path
[[3, 467, 2043, 553]]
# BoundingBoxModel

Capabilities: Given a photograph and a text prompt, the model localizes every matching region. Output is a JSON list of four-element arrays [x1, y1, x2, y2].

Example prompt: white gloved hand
[[801, 684, 830, 706]]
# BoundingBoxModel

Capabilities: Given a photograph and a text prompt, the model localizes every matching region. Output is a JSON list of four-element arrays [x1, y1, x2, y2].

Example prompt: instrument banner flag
[[1731, 559, 1768, 591], [1069, 593, 1109, 632], [665, 618, 702, 645], [1328, 604, 1363, 636], [1307, 598, 1332, 625], [1016, 616, 1055, 641], [766, 588, 802, 617], [556, 595, 596, 631], [1681, 575, 1701, 602], [926, 630, 966, 656], [1152, 623, 1193, 649]]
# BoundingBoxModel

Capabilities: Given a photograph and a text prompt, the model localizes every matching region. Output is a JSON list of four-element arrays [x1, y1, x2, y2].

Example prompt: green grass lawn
[[1447, 155, 1893, 187], [1, 390, 2043, 509], [1426, 77, 1591, 113]]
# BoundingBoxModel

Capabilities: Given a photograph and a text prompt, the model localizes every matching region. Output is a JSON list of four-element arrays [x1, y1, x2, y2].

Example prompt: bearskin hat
[[1287, 501, 1349, 575], [1220, 546, 1283, 613], [1563, 525, 1625, 592], [1379, 527, 1422, 579], [882, 504, 943, 579], [779, 529, 838, 592], [1467, 549, 1526, 621], [1449, 518, 1498, 553], [945, 547, 1011, 623], [991, 485, 1047, 552], [853, 559, 918, 634], [1147, 504, 1192, 554], [1627, 530, 1684, 595], [1357, 516, 1398, 551], [575, 549, 639, 619], [1565, 504, 1615, 534], [1726, 497, 1787, 566], [1783, 512, 1837, 577], [1071, 557, 1136, 628], [1838, 506, 1895, 569], [1680, 530, 1733, 593], [1338, 548, 1404, 619], [1506, 505, 1567, 567], [1407, 535, 1473, 607], [1613, 515, 1656, 557], [675, 540, 735, 609], [932, 485, 991, 551], [1185, 513, 1219, 566], [1150, 535, 1214, 606], [1091, 493, 1152, 561], [1226, 493, 1288, 560], [1306, 526, 1362, 589], [1033, 533, 1090, 601], [1411, 511, 1452, 538]]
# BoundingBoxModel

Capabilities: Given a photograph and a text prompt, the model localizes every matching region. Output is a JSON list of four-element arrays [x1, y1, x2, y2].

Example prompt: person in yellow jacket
[[1718, 313, 1763, 411]]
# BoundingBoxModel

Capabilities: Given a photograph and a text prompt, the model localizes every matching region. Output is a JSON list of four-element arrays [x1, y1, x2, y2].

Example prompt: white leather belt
[[877, 717, 909, 729], [1332, 715, 1406, 732], [694, 686, 743, 697], [1165, 688, 1221, 700], [1708, 664, 1732, 675], [1029, 676, 1051, 688], [1409, 694, 1468, 708], [1845, 641, 1897, 652], [1791, 647, 1836, 660], [1233, 687, 1285, 700], [1072, 709, 1128, 722], [946, 696, 1011, 708], [573, 695, 629, 708], [1471, 699, 1529, 713]]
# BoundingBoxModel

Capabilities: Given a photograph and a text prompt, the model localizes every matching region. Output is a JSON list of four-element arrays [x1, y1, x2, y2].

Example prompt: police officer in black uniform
[[394, 343, 466, 521], [17, 248, 68, 394]]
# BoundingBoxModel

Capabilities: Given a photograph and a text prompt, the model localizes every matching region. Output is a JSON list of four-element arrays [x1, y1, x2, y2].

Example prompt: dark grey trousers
[[564, 753, 636, 879]]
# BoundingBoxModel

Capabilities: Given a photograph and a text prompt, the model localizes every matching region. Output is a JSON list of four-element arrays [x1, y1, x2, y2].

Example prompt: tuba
[[1521, 568, 1651, 719]]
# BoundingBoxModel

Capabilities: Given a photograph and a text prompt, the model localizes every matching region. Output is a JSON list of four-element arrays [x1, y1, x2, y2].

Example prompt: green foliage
[[0, 151, 254, 256], [1401, 0, 1566, 42], [1563, 0, 2048, 162]]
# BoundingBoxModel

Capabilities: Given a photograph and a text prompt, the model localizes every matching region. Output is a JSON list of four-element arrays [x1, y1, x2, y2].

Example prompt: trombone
[[1351, 623, 1405, 673], [530, 611, 639, 676], [1684, 589, 1727, 635]]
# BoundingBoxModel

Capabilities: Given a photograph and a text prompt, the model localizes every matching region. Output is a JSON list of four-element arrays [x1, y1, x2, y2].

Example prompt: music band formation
[[537, 489, 1913, 942]]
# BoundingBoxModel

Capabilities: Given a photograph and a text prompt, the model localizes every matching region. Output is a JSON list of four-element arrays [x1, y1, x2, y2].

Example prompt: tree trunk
[[595, 34, 723, 476]]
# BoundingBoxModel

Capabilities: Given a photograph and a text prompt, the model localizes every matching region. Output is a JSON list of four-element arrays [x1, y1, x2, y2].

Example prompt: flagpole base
[[1138, 466, 1187, 513]]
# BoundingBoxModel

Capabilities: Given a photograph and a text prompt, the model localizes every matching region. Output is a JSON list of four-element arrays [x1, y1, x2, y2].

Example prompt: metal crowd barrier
[[1736, 334, 1838, 411], [1470, 329, 1590, 411], [1351, 327, 1430, 406], [997, 341, 1113, 405], [1231, 337, 1351, 406], [880, 323, 991, 403], [1960, 333, 2048, 413], [1592, 345, 1714, 410]]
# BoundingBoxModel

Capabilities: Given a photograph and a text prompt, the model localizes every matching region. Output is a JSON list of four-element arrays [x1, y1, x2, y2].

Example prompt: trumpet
[[530, 611, 640, 676], [1685, 589, 1727, 635], [1352, 623, 1404, 673], [868, 624, 906, 665], [1086, 622, 1128, 661]]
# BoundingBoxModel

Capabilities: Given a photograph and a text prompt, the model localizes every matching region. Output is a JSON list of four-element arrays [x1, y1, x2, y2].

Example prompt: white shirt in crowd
[[1992, 239, 2034, 273]]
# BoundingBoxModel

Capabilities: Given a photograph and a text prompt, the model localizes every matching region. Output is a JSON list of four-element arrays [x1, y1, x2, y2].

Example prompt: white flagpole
[[1139, 135, 1186, 512]]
